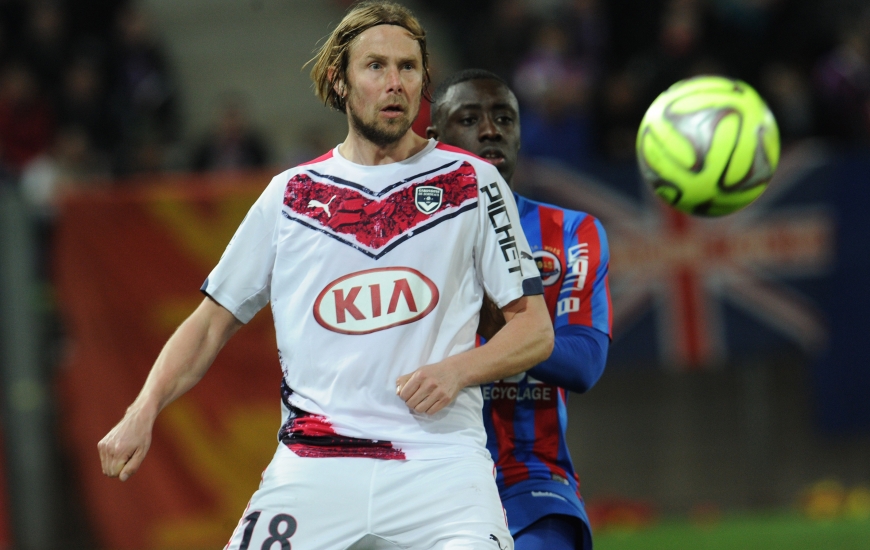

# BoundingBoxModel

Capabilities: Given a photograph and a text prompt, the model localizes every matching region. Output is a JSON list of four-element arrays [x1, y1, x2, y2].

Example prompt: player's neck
[[338, 129, 429, 166]]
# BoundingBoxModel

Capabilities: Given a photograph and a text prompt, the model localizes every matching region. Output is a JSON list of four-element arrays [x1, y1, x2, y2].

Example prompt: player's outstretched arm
[[397, 294, 553, 414], [98, 296, 242, 481]]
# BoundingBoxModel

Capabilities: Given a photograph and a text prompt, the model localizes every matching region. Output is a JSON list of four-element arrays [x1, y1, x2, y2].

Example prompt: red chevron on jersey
[[278, 381, 406, 459], [282, 161, 479, 258], [282, 414, 406, 460]]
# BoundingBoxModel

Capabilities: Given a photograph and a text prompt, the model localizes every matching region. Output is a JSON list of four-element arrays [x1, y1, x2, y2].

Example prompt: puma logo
[[489, 534, 507, 550], [307, 195, 336, 217]]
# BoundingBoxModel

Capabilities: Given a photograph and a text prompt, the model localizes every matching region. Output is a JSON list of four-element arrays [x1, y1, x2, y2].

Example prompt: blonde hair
[[309, 1, 430, 113]]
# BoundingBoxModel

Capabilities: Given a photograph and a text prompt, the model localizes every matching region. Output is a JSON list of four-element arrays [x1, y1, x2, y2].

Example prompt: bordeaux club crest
[[414, 185, 443, 214]]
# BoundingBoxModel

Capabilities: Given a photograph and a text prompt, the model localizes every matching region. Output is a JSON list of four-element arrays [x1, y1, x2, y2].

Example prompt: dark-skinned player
[[429, 69, 611, 550]]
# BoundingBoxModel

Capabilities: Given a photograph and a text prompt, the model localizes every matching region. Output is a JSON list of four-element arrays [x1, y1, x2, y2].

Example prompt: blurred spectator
[[58, 55, 115, 154], [0, 0, 25, 67], [21, 1, 68, 106], [560, 0, 608, 78], [66, 0, 127, 46], [705, 0, 780, 82], [760, 62, 814, 144], [649, 0, 709, 92], [421, 0, 492, 71], [0, 61, 55, 174], [19, 125, 110, 217], [192, 94, 270, 173], [596, 68, 645, 161], [813, 17, 870, 142], [469, 0, 536, 79], [513, 22, 595, 169], [109, 4, 179, 175], [120, 132, 170, 175]]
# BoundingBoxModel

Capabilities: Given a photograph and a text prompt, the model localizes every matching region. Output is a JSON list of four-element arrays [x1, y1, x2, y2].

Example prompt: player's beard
[[347, 94, 417, 148]]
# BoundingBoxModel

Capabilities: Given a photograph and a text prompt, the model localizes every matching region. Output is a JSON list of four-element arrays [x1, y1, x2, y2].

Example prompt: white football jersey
[[203, 139, 541, 459]]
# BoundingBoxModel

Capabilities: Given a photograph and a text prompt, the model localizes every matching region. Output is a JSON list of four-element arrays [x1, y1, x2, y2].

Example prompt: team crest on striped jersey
[[414, 186, 443, 214], [282, 161, 478, 259], [534, 250, 562, 287]]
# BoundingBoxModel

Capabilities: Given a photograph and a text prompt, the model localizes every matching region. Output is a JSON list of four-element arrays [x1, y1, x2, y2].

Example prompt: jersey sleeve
[[554, 215, 612, 337], [527, 324, 609, 393], [201, 176, 284, 323], [474, 170, 542, 308]]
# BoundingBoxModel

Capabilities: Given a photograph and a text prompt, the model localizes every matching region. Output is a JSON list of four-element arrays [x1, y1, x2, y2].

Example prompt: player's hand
[[396, 362, 463, 415], [476, 294, 506, 340], [97, 408, 154, 482]]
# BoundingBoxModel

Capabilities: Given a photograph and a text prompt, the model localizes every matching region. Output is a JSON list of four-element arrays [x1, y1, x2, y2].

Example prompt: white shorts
[[225, 445, 513, 550]]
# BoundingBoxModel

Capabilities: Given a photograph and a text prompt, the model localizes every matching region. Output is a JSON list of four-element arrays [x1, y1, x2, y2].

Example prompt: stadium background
[[0, 0, 869, 548]]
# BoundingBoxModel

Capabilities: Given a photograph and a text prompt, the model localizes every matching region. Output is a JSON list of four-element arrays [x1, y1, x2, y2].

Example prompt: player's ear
[[426, 107, 440, 139], [328, 67, 346, 98]]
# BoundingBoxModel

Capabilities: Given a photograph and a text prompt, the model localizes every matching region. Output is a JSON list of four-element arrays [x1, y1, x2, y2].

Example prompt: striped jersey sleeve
[[518, 196, 611, 337], [555, 210, 612, 336]]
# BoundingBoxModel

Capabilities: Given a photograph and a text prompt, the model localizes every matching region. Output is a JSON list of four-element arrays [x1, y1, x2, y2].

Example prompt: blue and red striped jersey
[[483, 193, 612, 493]]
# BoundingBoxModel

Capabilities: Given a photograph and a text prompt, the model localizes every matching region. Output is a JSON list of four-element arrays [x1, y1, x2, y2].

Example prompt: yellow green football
[[636, 76, 780, 216]]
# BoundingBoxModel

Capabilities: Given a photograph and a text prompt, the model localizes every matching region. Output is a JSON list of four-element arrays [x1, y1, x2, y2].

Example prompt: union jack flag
[[516, 141, 835, 369]]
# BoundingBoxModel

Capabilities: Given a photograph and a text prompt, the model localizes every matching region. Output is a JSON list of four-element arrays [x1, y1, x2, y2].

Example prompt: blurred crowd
[[0, 0, 181, 211], [0, 0, 272, 217], [427, 0, 870, 172], [1, 0, 870, 210]]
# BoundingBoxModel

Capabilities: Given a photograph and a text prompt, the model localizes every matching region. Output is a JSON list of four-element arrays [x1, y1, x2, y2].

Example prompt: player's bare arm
[[397, 293, 553, 414], [98, 297, 241, 481]]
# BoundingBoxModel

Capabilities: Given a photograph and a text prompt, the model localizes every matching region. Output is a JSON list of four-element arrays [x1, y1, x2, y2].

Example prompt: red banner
[[55, 172, 287, 549]]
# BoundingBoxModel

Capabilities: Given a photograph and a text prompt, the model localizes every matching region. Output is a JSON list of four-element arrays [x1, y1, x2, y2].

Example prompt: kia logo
[[313, 267, 440, 335]]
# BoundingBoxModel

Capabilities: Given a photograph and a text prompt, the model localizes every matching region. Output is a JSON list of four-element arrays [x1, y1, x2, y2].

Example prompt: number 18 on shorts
[[224, 447, 513, 550]]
